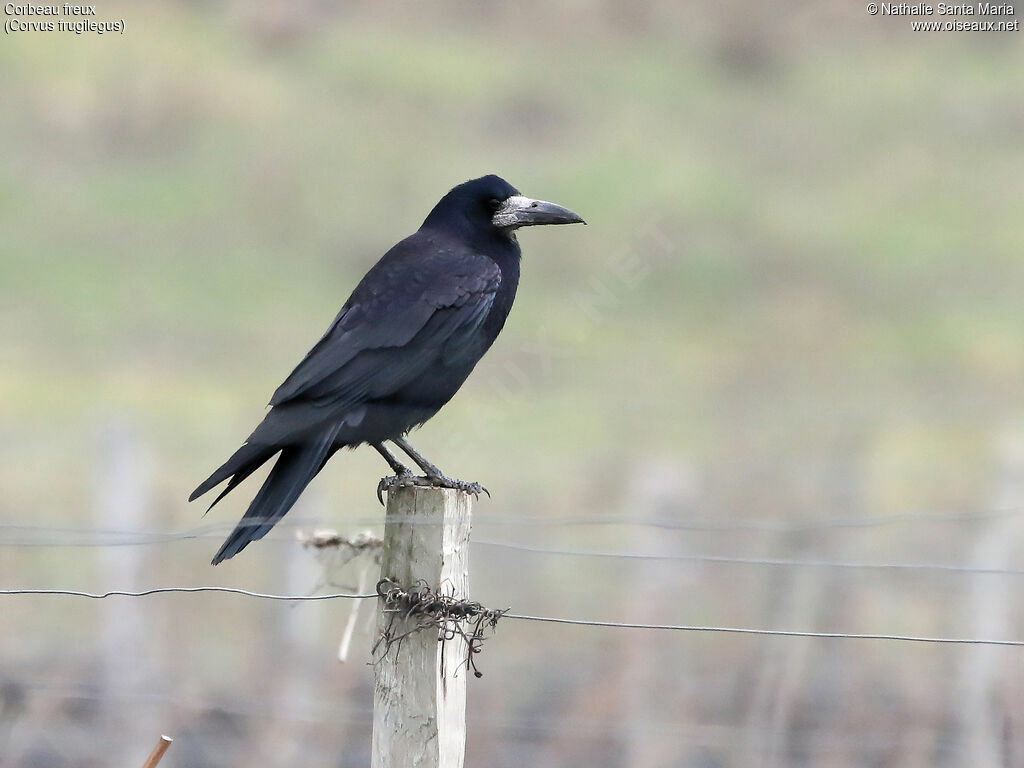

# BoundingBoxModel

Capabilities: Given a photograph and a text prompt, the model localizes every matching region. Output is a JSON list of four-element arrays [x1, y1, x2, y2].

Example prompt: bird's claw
[[377, 471, 416, 505], [427, 475, 488, 500], [376, 472, 489, 503]]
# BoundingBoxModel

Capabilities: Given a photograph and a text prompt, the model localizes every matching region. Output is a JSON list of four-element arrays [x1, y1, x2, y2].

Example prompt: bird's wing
[[269, 247, 501, 408]]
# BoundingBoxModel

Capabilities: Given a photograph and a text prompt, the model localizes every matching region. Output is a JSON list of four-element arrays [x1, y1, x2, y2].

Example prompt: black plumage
[[190, 175, 583, 564]]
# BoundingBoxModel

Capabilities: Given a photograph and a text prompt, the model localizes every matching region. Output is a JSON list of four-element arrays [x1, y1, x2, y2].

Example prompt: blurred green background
[[2, 2, 1024, 766]]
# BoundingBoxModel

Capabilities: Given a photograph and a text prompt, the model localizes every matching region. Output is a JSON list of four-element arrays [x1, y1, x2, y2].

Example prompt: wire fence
[[3, 506, 1024, 648], [474, 539, 1024, 576], [3, 586, 1023, 647], [0, 586, 377, 601], [4, 504, 1023, 768], [3, 520, 1024, 576], [3, 501, 1024, 546]]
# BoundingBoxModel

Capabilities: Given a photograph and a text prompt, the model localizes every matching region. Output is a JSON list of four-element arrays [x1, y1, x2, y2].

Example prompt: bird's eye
[[487, 198, 503, 212]]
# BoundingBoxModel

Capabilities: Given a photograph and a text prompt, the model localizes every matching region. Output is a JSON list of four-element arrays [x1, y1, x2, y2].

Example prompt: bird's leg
[[375, 442, 413, 475], [374, 443, 417, 505], [392, 436, 489, 499]]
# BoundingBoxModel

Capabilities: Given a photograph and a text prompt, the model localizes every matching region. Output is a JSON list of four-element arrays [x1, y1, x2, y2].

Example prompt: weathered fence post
[[371, 485, 473, 768], [955, 431, 1024, 768]]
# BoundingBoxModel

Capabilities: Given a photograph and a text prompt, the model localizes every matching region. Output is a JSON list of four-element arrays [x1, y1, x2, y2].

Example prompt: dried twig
[[298, 529, 384, 660], [140, 735, 172, 768], [373, 579, 507, 678], [297, 529, 383, 554], [338, 563, 371, 663]]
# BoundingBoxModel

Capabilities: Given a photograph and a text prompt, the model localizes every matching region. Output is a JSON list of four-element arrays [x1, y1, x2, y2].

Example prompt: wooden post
[[371, 486, 473, 768], [956, 431, 1024, 768]]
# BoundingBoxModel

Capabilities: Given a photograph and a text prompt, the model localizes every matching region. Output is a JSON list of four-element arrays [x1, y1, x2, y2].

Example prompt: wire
[[0, 587, 376, 600], [474, 539, 1024, 576], [0, 519, 321, 547], [3, 586, 1022, 646], [5, 522, 1023, 578], [470, 506, 1024, 532], [2, 503, 1023, 548], [502, 614, 1024, 646], [8, 524, 1020, 578], [315, 506, 1024, 532], [4, 528, 1019, 581]]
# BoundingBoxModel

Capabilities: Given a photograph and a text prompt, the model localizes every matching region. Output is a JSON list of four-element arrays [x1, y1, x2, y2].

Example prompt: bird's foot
[[377, 469, 417, 505], [376, 471, 489, 503], [423, 472, 489, 500]]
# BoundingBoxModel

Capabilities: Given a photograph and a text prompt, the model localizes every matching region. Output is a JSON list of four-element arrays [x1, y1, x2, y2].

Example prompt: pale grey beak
[[492, 195, 586, 229]]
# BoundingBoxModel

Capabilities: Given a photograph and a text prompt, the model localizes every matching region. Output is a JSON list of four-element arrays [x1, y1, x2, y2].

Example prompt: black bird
[[191, 175, 584, 564]]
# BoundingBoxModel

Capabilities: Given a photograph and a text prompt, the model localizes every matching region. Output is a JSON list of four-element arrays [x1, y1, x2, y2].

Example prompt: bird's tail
[[198, 423, 342, 565], [189, 402, 319, 510], [189, 440, 273, 512]]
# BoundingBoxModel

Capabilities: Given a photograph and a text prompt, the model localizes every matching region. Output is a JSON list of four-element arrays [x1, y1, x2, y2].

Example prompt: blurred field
[[2, 2, 1024, 766]]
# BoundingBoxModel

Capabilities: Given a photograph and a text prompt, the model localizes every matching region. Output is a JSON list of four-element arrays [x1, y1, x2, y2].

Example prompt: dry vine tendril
[[373, 578, 507, 678]]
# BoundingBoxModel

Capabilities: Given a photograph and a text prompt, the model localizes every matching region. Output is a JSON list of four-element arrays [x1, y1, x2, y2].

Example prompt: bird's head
[[422, 174, 585, 240]]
